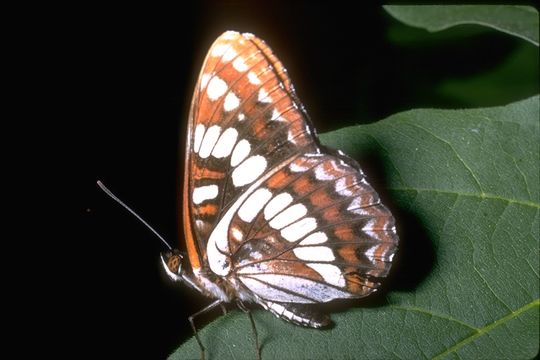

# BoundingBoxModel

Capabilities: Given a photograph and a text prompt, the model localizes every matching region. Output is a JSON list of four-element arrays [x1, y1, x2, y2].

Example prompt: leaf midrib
[[390, 187, 540, 209], [432, 299, 540, 359]]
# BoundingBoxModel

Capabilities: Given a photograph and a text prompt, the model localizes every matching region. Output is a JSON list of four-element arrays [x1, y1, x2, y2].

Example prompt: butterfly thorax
[[190, 267, 236, 302], [162, 249, 244, 303]]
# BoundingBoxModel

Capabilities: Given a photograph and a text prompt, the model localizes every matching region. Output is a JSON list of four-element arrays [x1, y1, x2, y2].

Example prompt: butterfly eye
[[160, 252, 183, 280], [167, 255, 182, 274]]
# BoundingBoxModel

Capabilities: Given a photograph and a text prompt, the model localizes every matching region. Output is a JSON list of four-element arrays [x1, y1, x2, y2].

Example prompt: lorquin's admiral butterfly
[[107, 30, 398, 359]]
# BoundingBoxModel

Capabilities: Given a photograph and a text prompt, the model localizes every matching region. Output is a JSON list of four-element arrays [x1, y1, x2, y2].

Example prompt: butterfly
[[161, 30, 398, 359]]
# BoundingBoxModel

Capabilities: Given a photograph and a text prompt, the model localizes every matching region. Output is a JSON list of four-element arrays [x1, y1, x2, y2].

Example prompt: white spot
[[239, 188, 273, 222], [238, 113, 245, 121], [221, 31, 238, 40], [231, 227, 243, 241], [195, 219, 204, 229], [348, 206, 371, 216], [251, 251, 263, 260], [281, 217, 317, 242], [232, 57, 248, 72], [211, 44, 229, 57], [212, 128, 238, 158], [192, 185, 219, 204], [198, 125, 221, 158], [290, 161, 310, 173], [232, 155, 267, 187], [335, 177, 355, 196], [351, 194, 378, 211], [306, 263, 345, 287], [222, 48, 237, 62], [294, 246, 335, 262], [230, 139, 251, 167], [299, 231, 328, 245], [193, 124, 206, 153], [287, 130, 296, 143], [362, 218, 377, 231], [271, 108, 285, 121], [363, 217, 385, 241], [283, 308, 295, 320], [269, 204, 307, 230], [223, 92, 240, 111], [248, 71, 261, 85], [200, 74, 211, 89], [270, 302, 285, 315], [264, 193, 293, 220], [315, 164, 336, 180], [207, 76, 228, 100], [365, 245, 379, 262], [365, 229, 380, 242], [258, 88, 272, 103]]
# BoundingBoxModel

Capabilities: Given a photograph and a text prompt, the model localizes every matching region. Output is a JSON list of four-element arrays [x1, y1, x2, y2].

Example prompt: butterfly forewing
[[182, 31, 398, 325], [185, 32, 317, 268]]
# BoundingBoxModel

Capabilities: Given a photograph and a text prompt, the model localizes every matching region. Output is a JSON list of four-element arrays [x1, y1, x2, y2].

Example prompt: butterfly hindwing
[[229, 154, 397, 305]]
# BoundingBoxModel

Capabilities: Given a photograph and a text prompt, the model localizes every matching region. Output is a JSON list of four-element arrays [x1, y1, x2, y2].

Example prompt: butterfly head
[[160, 249, 184, 282]]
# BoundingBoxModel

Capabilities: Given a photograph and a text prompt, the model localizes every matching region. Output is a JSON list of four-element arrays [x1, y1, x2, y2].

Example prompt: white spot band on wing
[[223, 92, 240, 112], [293, 246, 334, 262], [212, 128, 238, 158], [193, 124, 206, 154], [281, 217, 317, 242], [207, 76, 228, 100], [306, 263, 345, 287], [198, 125, 221, 158], [192, 185, 218, 205], [264, 193, 293, 220], [269, 203, 307, 230], [230, 139, 251, 167], [238, 188, 272, 222], [232, 155, 267, 187]]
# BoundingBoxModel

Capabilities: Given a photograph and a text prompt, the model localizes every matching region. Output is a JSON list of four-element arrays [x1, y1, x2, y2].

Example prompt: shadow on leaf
[[351, 142, 436, 294]]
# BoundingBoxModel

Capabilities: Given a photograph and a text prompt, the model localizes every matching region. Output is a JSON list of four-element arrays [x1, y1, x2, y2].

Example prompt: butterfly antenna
[[97, 180, 173, 250]]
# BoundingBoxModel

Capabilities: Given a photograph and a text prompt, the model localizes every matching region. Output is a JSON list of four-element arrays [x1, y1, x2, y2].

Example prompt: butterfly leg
[[220, 303, 228, 315], [189, 299, 222, 360], [236, 300, 261, 360]]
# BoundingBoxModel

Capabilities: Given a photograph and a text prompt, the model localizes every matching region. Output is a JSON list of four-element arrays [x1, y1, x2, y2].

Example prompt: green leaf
[[384, 5, 539, 46], [171, 96, 539, 359], [436, 44, 539, 107]]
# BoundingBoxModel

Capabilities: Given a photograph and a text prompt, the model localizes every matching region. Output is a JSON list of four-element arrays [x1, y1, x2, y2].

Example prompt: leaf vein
[[388, 305, 478, 331], [404, 122, 484, 194], [432, 299, 540, 359], [389, 187, 539, 209]]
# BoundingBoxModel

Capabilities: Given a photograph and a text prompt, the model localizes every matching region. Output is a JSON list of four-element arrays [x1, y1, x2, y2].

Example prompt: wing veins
[[238, 274, 319, 303]]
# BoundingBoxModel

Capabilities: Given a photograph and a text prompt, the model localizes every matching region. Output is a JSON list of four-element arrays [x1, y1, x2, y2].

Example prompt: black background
[[64, 2, 536, 359]]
